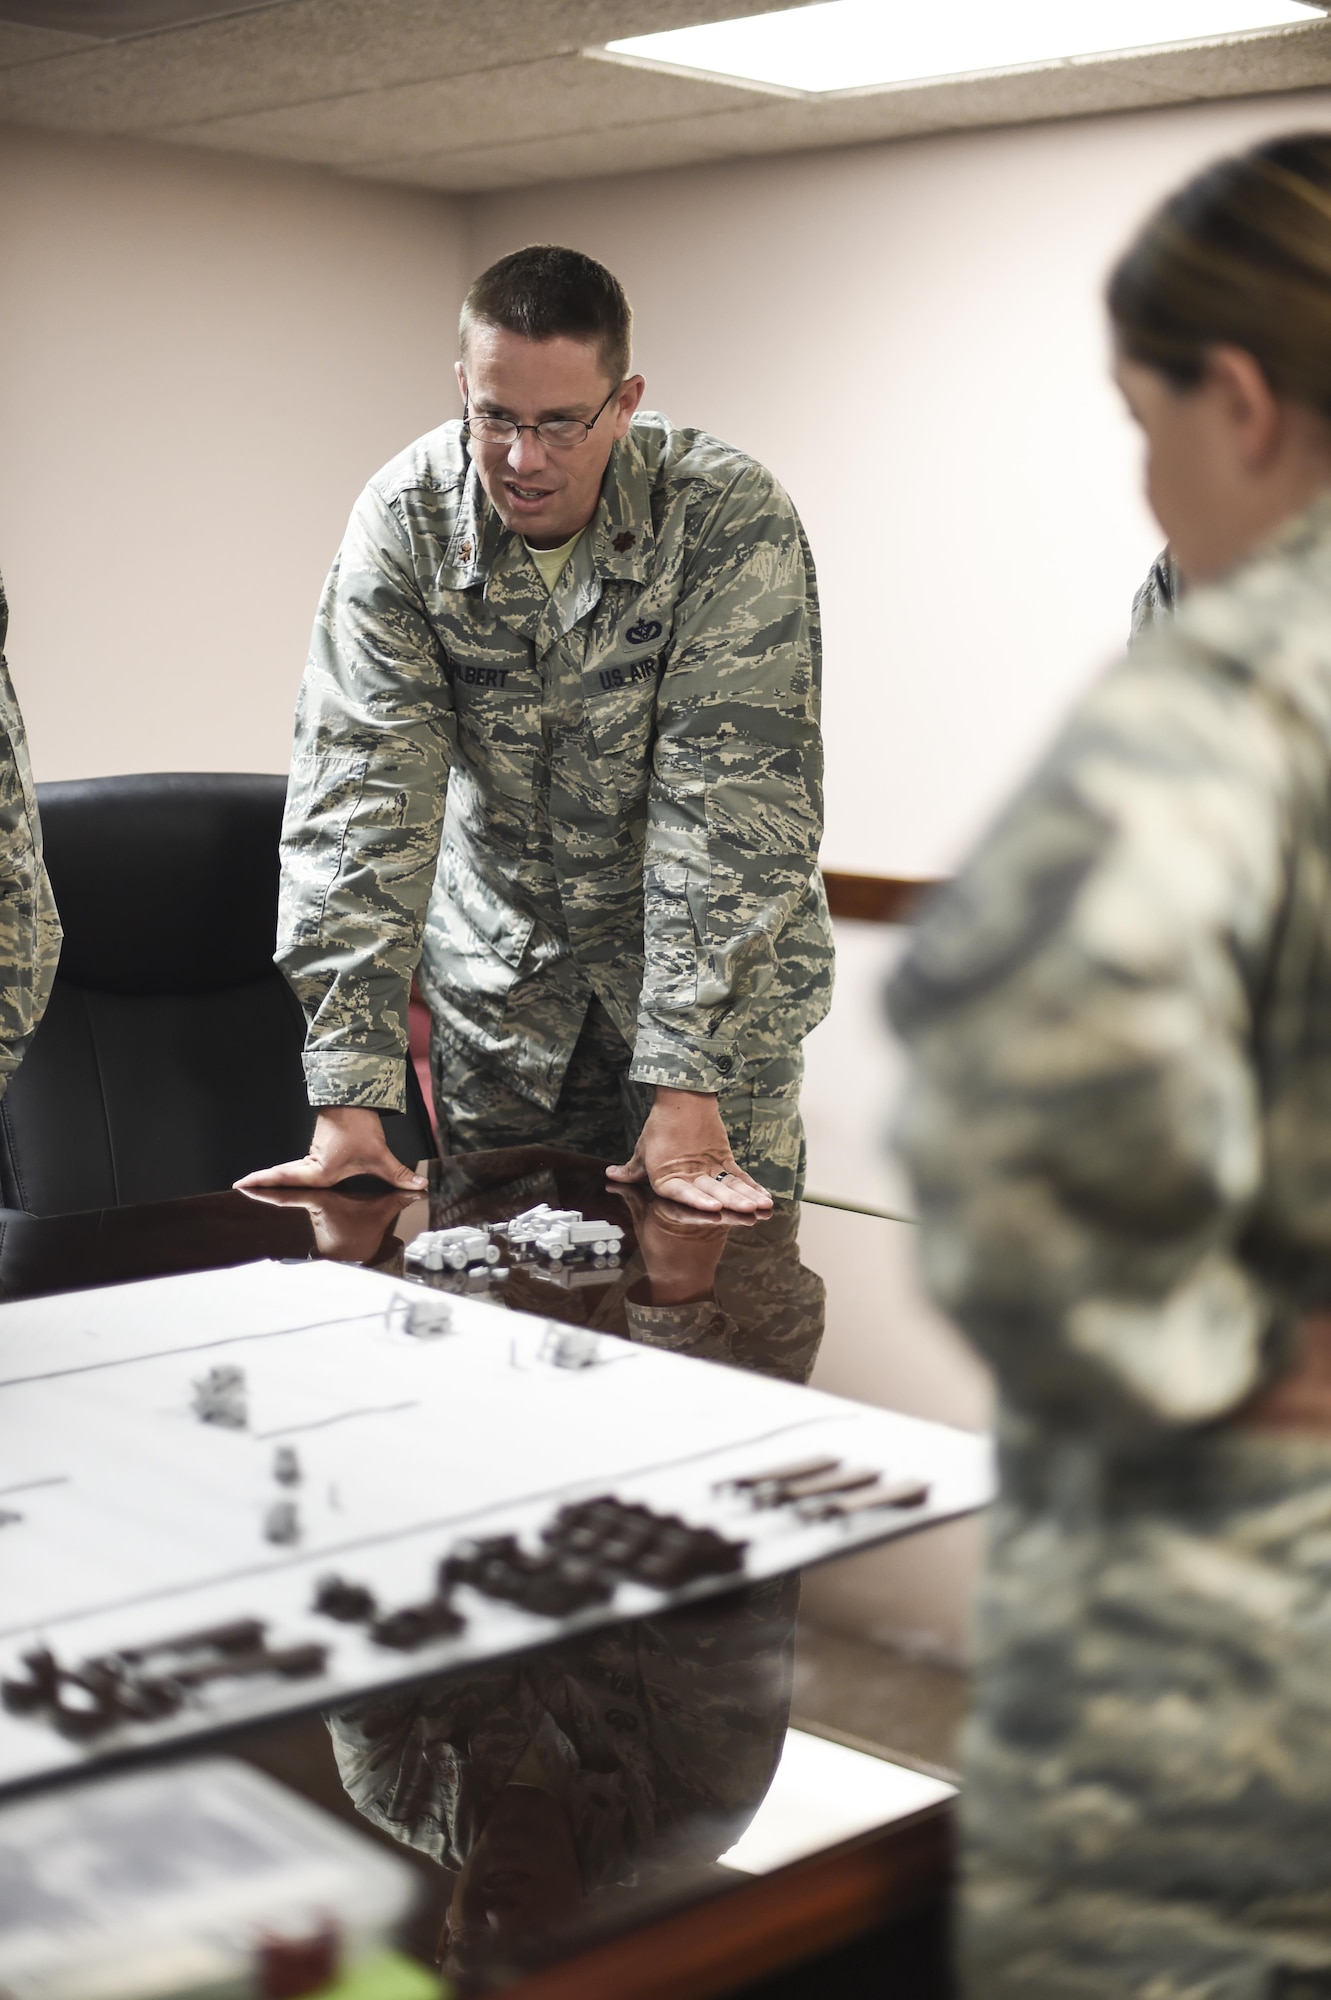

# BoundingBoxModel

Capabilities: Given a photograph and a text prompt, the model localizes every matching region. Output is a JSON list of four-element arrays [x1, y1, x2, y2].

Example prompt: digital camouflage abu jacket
[[0, 572, 59, 1097], [278, 415, 833, 1113], [889, 489, 1331, 1434]]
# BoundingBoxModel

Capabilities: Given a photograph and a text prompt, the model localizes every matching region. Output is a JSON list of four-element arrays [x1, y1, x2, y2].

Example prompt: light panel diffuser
[[604, 0, 1323, 96]]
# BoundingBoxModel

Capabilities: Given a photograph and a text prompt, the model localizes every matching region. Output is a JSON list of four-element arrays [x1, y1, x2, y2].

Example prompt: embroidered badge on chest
[[625, 617, 663, 646]]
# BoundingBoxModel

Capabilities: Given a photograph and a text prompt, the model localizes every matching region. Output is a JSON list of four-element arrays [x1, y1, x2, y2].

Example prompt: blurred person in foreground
[[889, 133, 1331, 1997], [0, 572, 59, 1101]]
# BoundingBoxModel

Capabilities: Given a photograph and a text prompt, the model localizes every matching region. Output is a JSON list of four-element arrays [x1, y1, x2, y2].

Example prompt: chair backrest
[[0, 773, 433, 1215]]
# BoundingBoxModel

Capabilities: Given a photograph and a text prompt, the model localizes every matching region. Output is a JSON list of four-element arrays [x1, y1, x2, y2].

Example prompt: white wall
[[802, 916, 912, 1212], [0, 127, 464, 784], [466, 89, 1331, 877]]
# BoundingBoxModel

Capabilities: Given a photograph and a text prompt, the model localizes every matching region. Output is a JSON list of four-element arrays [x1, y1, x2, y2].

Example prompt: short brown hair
[[1108, 132, 1331, 419], [459, 244, 632, 384]]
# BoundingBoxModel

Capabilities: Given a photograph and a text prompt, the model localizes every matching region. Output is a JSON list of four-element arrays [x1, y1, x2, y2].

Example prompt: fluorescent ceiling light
[[603, 0, 1323, 96]]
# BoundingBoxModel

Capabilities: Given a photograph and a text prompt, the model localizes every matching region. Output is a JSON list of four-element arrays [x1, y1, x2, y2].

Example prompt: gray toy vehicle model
[[404, 1226, 502, 1274]]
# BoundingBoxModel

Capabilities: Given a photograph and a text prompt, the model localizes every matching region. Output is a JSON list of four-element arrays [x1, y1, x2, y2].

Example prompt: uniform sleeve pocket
[[280, 750, 370, 943]]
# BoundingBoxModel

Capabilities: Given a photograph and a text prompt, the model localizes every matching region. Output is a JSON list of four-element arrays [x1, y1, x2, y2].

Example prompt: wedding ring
[[715, 1170, 730, 1181]]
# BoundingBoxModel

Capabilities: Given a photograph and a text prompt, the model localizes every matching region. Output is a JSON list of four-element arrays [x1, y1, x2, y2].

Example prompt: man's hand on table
[[606, 1087, 773, 1215], [234, 1107, 428, 1194]]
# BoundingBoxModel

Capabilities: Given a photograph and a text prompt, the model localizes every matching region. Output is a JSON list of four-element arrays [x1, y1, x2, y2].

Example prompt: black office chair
[[0, 773, 435, 1215]]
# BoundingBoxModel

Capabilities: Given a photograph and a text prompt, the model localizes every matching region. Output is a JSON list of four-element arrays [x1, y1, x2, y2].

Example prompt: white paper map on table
[[0, 1259, 993, 1794]]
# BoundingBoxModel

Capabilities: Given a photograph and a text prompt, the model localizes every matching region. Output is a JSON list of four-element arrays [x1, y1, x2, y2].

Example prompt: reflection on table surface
[[0, 1152, 962, 1994], [0, 1147, 828, 1386], [330, 1577, 802, 1990]]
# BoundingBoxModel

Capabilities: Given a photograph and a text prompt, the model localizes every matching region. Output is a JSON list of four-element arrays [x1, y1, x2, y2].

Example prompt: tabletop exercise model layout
[[0, 1258, 993, 1795]]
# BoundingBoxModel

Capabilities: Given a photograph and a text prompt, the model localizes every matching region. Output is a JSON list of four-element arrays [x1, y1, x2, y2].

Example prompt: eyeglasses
[[462, 381, 620, 451]]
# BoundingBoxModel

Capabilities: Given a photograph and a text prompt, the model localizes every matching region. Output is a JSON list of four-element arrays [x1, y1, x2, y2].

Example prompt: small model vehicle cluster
[[719, 1454, 932, 1521], [0, 1620, 327, 1741], [403, 1205, 626, 1277], [0, 1454, 937, 1748], [314, 1493, 747, 1642], [492, 1204, 626, 1264], [1, 1488, 751, 1742]]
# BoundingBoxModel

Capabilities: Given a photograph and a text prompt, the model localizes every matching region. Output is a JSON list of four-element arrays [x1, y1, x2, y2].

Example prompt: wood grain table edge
[[820, 873, 942, 925], [500, 1799, 954, 2000]]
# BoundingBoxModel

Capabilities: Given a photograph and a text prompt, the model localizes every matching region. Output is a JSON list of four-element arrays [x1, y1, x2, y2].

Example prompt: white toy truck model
[[404, 1226, 501, 1274], [490, 1205, 625, 1265], [532, 1217, 626, 1264]]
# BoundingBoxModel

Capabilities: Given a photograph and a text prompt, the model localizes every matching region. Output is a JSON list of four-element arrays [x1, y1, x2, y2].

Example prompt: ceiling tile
[[362, 116, 745, 193], [154, 47, 774, 167], [0, 0, 781, 131], [0, 0, 292, 37], [0, 22, 96, 67], [0, 0, 1328, 192], [346, 51, 1202, 193], [1108, 16, 1331, 95]]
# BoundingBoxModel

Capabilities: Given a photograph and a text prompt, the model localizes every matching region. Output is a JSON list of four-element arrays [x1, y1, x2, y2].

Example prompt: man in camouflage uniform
[[888, 488, 1331, 1996], [241, 246, 831, 1211], [0, 572, 59, 1106]]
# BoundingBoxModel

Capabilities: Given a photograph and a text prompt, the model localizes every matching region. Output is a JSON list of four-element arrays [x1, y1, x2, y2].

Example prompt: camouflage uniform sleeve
[[0, 575, 60, 1097], [1129, 547, 1181, 644], [631, 468, 824, 1093], [887, 642, 1287, 1433], [277, 488, 456, 1112]]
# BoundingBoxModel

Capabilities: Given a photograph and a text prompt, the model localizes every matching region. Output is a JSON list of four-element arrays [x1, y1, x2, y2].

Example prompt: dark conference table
[[0, 1150, 970, 2000]]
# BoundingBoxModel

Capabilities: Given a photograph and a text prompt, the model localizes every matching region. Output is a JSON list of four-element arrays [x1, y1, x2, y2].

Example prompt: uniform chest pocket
[[444, 621, 533, 709], [446, 649, 539, 804], [583, 647, 663, 806], [450, 656, 530, 733]]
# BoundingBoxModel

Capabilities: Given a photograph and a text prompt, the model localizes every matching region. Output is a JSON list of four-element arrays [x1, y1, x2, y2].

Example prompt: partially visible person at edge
[[238, 246, 831, 1214], [0, 573, 60, 1101], [888, 133, 1331, 1997]]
